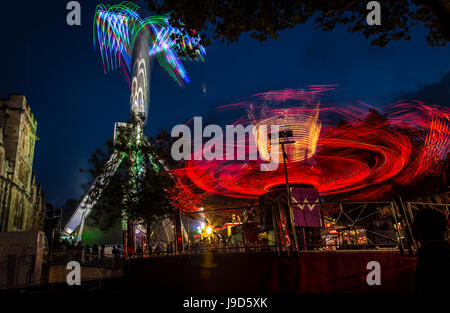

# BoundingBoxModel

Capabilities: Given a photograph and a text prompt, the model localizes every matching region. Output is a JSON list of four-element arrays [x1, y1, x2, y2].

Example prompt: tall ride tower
[[63, 2, 205, 244]]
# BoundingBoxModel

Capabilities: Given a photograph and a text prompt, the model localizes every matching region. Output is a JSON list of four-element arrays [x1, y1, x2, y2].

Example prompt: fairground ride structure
[[63, 2, 205, 242], [169, 86, 450, 253]]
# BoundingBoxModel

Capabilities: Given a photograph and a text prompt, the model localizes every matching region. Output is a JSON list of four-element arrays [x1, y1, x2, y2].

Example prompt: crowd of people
[[51, 239, 123, 267], [136, 241, 175, 256]]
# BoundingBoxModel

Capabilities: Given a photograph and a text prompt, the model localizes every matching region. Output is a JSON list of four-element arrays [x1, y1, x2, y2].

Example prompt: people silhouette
[[413, 209, 450, 294]]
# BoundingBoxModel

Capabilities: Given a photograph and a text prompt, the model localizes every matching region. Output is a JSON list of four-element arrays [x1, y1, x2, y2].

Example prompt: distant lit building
[[0, 94, 45, 232]]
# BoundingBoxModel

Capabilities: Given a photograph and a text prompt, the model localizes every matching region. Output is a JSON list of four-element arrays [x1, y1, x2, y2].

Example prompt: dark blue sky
[[1, 0, 449, 206]]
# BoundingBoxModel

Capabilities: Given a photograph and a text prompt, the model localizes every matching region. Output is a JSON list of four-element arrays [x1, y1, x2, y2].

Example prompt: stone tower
[[0, 94, 45, 232]]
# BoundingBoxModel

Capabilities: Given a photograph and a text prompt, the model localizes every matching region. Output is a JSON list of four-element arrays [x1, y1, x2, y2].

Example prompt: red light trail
[[169, 86, 450, 212]]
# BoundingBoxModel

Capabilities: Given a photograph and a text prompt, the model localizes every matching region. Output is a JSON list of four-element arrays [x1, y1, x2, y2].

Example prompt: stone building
[[0, 94, 45, 232]]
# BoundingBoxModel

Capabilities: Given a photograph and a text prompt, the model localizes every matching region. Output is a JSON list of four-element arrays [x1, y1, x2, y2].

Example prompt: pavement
[[49, 265, 123, 284]]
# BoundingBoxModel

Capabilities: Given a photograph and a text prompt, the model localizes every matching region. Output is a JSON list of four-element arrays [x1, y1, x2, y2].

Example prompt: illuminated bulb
[[206, 226, 212, 234], [255, 106, 321, 163]]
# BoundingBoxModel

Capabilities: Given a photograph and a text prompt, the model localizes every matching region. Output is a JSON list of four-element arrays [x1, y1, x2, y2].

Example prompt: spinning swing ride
[[168, 86, 450, 252], [169, 86, 450, 210]]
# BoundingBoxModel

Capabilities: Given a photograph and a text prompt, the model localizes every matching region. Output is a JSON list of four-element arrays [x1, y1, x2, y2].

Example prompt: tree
[[145, 0, 449, 48], [79, 120, 176, 237]]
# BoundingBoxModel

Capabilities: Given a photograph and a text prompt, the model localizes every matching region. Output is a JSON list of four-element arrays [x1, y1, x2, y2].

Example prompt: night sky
[[1, 0, 449, 206]]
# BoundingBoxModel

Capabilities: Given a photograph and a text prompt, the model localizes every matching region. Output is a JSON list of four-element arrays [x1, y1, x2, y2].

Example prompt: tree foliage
[[145, 0, 449, 47], [79, 119, 176, 231]]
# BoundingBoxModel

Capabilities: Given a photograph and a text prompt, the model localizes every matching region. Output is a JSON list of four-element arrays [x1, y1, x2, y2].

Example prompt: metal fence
[[49, 250, 125, 269], [177, 202, 404, 255], [56, 200, 447, 259]]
